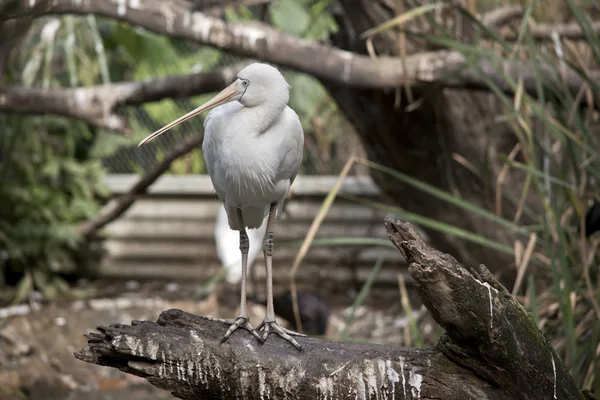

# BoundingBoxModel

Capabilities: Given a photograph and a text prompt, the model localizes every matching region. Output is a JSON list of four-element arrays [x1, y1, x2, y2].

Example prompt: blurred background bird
[[138, 62, 306, 349], [215, 204, 266, 285]]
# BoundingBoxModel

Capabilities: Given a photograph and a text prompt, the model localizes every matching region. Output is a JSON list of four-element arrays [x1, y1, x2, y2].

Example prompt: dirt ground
[[0, 278, 433, 400]]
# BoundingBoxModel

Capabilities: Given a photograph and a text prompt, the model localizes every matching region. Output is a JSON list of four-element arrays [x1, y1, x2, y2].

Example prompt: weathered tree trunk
[[75, 219, 588, 400], [326, 1, 535, 283]]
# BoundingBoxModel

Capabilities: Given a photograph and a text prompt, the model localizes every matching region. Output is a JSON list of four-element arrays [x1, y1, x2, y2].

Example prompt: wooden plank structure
[[99, 175, 412, 291]]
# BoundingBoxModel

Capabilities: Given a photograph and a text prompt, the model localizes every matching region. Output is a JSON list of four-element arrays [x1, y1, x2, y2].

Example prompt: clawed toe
[[203, 315, 262, 343], [257, 320, 304, 351]]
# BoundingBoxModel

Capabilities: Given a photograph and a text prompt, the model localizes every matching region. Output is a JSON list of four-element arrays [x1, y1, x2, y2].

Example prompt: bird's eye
[[241, 79, 249, 87]]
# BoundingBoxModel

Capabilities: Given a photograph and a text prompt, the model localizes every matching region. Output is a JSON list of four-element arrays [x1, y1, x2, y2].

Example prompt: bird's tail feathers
[[226, 205, 269, 231]]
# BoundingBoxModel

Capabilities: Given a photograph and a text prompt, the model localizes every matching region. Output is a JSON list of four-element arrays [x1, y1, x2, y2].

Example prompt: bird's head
[[235, 62, 291, 107], [138, 62, 290, 147]]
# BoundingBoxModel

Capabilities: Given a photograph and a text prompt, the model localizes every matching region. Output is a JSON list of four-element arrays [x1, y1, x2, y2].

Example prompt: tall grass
[[424, 2, 600, 391], [293, 0, 599, 392]]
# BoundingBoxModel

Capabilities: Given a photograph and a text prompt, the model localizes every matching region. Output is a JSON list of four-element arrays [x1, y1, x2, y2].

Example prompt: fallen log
[[74, 218, 589, 399]]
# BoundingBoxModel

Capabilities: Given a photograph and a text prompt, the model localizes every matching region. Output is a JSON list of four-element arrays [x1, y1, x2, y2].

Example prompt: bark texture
[[74, 219, 586, 400]]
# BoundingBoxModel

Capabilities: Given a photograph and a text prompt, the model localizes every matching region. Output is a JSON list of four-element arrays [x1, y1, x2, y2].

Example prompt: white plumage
[[138, 63, 306, 350], [215, 204, 266, 283], [201, 67, 303, 230]]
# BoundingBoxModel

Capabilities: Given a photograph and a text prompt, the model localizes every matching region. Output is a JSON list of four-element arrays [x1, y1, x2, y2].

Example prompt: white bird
[[215, 204, 266, 284], [138, 63, 306, 350]]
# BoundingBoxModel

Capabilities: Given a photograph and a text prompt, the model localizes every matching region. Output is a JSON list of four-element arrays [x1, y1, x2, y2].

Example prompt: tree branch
[[10, 0, 596, 108], [385, 220, 584, 400], [76, 309, 507, 400], [193, 0, 270, 12], [482, 5, 600, 41], [74, 219, 587, 400], [0, 62, 248, 131], [482, 5, 525, 29]]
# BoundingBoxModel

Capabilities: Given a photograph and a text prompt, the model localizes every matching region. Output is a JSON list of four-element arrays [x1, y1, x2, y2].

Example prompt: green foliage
[[1, 17, 115, 301], [270, 0, 311, 36], [0, 114, 109, 301]]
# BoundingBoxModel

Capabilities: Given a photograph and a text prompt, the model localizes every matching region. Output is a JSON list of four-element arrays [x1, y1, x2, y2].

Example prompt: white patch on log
[[116, 0, 126, 16], [147, 340, 159, 360], [124, 335, 142, 356], [355, 371, 366, 400], [485, 283, 493, 327], [175, 360, 188, 383], [258, 363, 271, 399], [386, 360, 399, 397], [363, 360, 378, 397], [196, 358, 206, 386], [317, 376, 334, 399], [189, 329, 204, 350], [399, 356, 407, 397], [158, 353, 167, 378], [187, 359, 195, 383], [551, 353, 557, 399], [129, 0, 140, 9], [111, 335, 122, 349], [185, 340, 222, 389], [377, 359, 386, 391], [474, 279, 498, 328], [29, 0, 35, 7], [409, 369, 423, 399], [243, 339, 256, 354], [239, 370, 250, 398]]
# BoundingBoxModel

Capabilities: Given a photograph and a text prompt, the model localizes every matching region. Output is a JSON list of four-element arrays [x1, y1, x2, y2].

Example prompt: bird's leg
[[257, 203, 306, 351], [212, 208, 262, 343]]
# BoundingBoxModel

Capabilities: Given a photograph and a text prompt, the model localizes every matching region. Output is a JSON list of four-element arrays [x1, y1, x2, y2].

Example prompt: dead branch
[[76, 134, 204, 237], [194, 0, 270, 12], [1, 1, 599, 125], [528, 19, 600, 41], [74, 218, 587, 400], [0, 63, 249, 131], [481, 5, 600, 41], [2, 0, 594, 107], [482, 5, 524, 29]]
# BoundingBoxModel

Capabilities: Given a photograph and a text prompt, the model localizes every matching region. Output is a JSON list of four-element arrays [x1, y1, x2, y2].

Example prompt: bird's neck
[[240, 101, 287, 135]]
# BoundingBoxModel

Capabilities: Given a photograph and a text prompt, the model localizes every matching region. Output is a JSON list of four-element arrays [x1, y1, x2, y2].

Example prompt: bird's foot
[[257, 319, 306, 351], [200, 315, 262, 343]]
